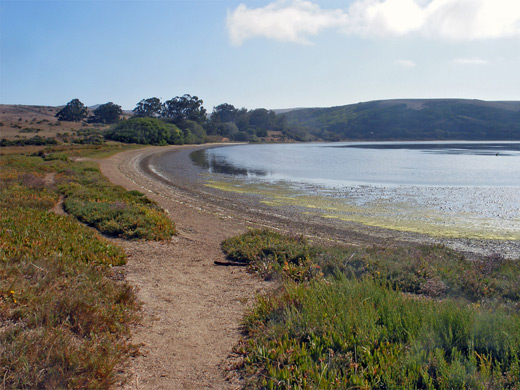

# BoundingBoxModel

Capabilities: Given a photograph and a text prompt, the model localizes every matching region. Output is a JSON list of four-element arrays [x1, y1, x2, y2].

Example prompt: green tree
[[217, 122, 239, 138], [181, 120, 206, 144], [104, 117, 183, 145], [55, 99, 89, 122], [235, 108, 250, 131], [91, 102, 122, 124], [133, 97, 162, 117], [161, 94, 207, 124], [249, 108, 276, 129], [210, 103, 237, 124]]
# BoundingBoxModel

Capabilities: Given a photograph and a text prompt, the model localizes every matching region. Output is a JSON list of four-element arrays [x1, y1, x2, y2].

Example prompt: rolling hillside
[[282, 99, 520, 141]]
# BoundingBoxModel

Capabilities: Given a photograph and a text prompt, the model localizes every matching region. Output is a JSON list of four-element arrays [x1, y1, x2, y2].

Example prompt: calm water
[[190, 142, 520, 239]]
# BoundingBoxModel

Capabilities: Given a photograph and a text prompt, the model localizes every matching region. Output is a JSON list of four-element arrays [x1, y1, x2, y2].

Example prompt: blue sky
[[1, 0, 519, 111]]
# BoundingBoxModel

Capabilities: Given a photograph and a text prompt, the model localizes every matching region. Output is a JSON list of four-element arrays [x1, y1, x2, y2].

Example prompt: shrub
[[225, 230, 520, 388], [222, 230, 520, 306], [105, 117, 184, 145], [58, 162, 175, 240], [238, 277, 520, 389]]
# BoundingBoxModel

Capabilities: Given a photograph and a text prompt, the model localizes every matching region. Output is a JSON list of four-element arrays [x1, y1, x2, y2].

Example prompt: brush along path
[[99, 146, 269, 390]]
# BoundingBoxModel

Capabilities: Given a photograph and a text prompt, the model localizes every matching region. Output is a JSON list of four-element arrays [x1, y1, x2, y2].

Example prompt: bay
[[190, 142, 520, 240]]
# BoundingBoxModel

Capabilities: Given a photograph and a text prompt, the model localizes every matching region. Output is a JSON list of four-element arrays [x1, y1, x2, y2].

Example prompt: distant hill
[[0, 104, 109, 146], [282, 99, 520, 141]]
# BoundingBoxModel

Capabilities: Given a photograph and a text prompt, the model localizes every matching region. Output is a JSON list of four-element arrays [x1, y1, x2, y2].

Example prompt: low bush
[[1, 136, 58, 146], [238, 277, 520, 389], [223, 229, 520, 389], [58, 161, 175, 240], [222, 229, 520, 306]]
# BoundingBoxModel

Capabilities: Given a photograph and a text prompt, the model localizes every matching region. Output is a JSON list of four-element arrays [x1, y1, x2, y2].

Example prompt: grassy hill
[[0, 104, 111, 146], [282, 99, 520, 141]]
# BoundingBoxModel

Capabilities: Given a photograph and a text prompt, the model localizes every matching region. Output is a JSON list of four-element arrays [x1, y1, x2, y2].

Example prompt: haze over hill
[[282, 99, 520, 141]]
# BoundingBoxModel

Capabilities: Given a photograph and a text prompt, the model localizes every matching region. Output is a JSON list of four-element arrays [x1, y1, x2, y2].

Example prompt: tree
[[216, 122, 239, 138], [249, 108, 276, 129], [210, 103, 237, 124], [181, 120, 207, 144], [55, 99, 88, 122], [161, 94, 207, 125], [133, 97, 162, 117], [235, 108, 250, 131], [91, 102, 122, 124]]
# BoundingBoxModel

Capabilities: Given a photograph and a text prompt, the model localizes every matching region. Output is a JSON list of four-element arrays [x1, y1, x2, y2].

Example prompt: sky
[[1, 0, 519, 111]]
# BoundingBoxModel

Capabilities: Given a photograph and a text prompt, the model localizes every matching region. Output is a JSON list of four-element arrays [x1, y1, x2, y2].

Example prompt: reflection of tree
[[190, 150, 267, 177]]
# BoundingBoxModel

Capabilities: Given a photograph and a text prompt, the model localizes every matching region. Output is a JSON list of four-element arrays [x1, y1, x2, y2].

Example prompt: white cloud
[[453, 57, 489, 65], [395, 59, 417, 68], [226, 0, 348, 45], [346, 0, 426, 37], [425, 0, 520, 40], [227, 0, 520, 44]]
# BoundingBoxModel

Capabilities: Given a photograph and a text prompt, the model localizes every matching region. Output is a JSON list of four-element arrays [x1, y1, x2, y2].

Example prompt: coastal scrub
[[0, 145, 175, 388], [224, 229, 520, 389]]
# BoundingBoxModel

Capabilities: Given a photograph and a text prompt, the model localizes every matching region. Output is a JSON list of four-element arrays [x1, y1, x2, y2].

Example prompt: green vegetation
[[59, 161, 176, 240], [0, 145, 175, 388], [284, 99, 520, 141], [207, 104, 306, 142], [55, 98, 89, 122], [1, 135, 58, 146], [223, 230, 520, 389], [161, 94, 207, 125], [104, 117, 185, 145], [91, 102, 123, 124], [133, 97, 162, 117], [5, 98, 519, 148], [127, 97, 305, 143], [124, 97, 520, 142]]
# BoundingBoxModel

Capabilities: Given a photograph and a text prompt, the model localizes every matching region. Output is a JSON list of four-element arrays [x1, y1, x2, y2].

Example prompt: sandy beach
[[99, 144, 520, 389]]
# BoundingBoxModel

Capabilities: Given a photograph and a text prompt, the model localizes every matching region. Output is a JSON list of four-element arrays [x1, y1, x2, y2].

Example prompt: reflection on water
[[190, 149, 268, 177]]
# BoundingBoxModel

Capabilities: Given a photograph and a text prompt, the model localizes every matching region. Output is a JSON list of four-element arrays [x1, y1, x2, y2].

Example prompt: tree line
[[55, 95, 309, 145], [57, 97, 519, 144]]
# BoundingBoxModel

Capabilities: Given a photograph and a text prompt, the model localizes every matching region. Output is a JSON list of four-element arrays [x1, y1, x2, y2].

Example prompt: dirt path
[[99, 146, 269, 389]]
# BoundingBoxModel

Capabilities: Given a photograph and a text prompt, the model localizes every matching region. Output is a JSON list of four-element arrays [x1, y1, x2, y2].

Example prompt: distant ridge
[[282, 99, 520, 141], [272, 107, 308, 115]]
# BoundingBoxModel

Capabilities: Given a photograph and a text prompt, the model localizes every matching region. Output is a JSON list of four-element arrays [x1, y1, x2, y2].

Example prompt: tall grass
[[223, 230, 520, 389]]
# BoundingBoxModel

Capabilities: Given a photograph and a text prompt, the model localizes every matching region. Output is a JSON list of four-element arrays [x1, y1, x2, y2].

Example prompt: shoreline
[[140, 144, 520, 260], [99, 144, 519, 389]]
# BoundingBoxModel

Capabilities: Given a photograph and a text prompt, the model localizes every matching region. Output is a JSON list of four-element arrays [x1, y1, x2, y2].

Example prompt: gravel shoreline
[[139, 144, 520, 260]]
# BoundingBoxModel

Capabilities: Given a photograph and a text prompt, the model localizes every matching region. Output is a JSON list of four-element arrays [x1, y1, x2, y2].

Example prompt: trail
[[99, 146, 269, 389]]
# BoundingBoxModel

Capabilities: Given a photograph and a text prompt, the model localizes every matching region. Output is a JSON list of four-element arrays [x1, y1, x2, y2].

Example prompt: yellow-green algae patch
[[204, 180, 294, 197], [203, 179, 520, 240]]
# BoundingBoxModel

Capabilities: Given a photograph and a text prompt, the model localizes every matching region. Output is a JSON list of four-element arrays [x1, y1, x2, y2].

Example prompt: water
[[189, 142, 520, 239]]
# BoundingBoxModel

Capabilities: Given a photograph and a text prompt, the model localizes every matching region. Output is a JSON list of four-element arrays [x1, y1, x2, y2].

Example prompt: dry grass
[[0, 144, 174, 388]]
